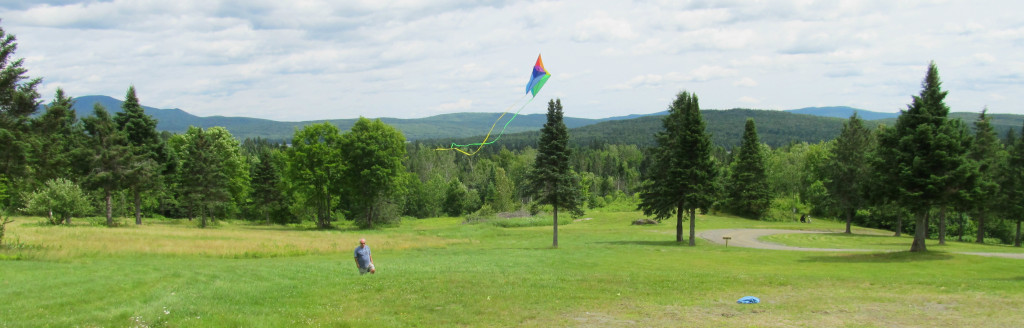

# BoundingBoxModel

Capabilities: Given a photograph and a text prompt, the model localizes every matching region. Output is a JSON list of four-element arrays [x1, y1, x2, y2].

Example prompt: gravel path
[[698, 228, 1024, 259]]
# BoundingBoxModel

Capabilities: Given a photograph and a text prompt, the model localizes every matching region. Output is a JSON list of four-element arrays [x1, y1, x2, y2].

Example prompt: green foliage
[[825, 113, 875, 232], [114, 86, 165, 224], [23, 178, 92, 225], [30, 88, 84, 186], [637, 91, 718, 244], [525, 99, 584, 247], [0, 24, 42, 208], [341, 117, 407, 228], [171, 126, 249, 228], [876, 62, 972, 252], [82, 104, 130, 226], [727, 119, 771, 219], [285, 122, 343, 228], [246, 144, 292, 224]]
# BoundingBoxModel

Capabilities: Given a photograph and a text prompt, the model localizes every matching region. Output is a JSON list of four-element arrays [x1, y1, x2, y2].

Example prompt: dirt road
[[697, 228, 1024, 259]]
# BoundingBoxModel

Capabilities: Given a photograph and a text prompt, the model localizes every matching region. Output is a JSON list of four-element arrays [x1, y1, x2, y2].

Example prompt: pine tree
[[968, 109, 1001, 244], [82, 104, 130, 227], [114, 86, 164, 225], [1002, 124, 1024, 247], [728, 118, 770, 219], [525, 99, 584, 248], [826, 113, 874, 234], [31, 88, 84, 185], [876, 62, 970, 252], [0, 24, 42, 208], [637, 91, 717, 245]]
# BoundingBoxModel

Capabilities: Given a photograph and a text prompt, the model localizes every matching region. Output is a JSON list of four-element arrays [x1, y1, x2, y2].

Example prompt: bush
[[23, 178, 93, 225]]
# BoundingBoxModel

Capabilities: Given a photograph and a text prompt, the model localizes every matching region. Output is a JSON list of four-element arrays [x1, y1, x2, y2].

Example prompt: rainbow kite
[[437, 54, 550, 156], [526, 55, 550, 97]]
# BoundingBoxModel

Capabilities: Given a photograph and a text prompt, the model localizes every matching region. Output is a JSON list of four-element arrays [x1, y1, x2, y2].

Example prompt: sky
[[2, 0, 1023, 121]]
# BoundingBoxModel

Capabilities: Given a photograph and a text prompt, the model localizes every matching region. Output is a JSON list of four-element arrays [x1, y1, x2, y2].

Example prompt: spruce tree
[[82, 104, 130, 227], [876, 62, 970, 252], [31, 88, 83, 185], [728, 118, 770, 219], [114, 86, 163, 224], [0, 24, 42, 208], [827, 113, 874, 234], [637, 91, 717, 245], [968, 109, 1001, 243], [1002, 124, 1024, 247], [525, 99, 584, 248]]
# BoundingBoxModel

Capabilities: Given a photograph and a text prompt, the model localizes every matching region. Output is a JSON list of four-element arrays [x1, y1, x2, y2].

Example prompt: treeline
[[426, 108, 849, 155]]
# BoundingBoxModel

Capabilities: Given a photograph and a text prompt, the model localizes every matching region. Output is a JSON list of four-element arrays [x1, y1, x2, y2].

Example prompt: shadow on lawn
[[594, 240, 693, 247], [799, 251, 955, 263]]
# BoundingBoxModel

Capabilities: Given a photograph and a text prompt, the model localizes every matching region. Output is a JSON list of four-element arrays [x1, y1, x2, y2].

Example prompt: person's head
[[359, 238, 366, 247]]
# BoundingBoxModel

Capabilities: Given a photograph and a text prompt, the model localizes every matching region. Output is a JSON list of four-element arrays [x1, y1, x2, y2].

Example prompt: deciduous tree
[[341, 118, 407, 228], [285, 123, 343, 228]]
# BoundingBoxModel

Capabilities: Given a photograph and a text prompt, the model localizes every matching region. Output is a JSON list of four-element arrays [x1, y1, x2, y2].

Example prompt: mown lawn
[[1, 212, 1022, 327]]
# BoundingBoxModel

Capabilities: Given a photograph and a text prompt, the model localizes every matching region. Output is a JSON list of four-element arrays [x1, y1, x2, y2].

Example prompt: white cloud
[[734, 77, 758, 87], [5, 0, 1024, 120], [573, 12, 636, 42]]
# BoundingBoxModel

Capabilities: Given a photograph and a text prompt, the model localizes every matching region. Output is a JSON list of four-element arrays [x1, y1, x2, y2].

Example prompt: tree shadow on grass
[[594, 240, 692, 247], [799, 251, 954, 263]]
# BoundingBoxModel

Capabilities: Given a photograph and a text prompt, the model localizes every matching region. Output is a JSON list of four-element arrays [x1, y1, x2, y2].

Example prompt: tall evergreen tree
[[0, 24, 42, 208], [1002, 124, 1024, 247], [876, 62, 970, 252], [968, 109, 1001, 244], [525, 99, 584, 248], [114, 86, 163, 225], [249, 147, 288, 224], [174, 127, 249, 228], [826, 113, 874, 234], [31, 88, 84, 185], [637, 91, 717, 245], [728, 118, 770, 219], [82, 104, 129, 226]]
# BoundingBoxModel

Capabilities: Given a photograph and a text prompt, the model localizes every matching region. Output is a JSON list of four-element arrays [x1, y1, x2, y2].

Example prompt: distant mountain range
[[50, 95, 1019, 144]]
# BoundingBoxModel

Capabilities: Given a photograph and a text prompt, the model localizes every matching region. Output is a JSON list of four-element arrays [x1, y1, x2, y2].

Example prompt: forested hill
[[61, 95, 606, 141], [426, 109, 849, 151]]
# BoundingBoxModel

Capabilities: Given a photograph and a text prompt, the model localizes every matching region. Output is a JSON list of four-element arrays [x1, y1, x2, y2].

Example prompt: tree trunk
[[976, 214, 986, 244], [1015, 221, 1021, 247], [910, 210, 928, 252], [552, 203, 558, 248], [894, 215, 902, 237], [134, 190, 142, 225], [200, 207, 207, 228], [688, 208, 696, 246], [105, 190, 113, 227], [676, 203, 683, 243], [844, 208, 853, 234], [938, 206, 947, 246]]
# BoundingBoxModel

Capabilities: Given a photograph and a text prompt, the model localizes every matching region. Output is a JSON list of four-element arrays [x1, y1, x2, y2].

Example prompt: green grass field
[[2, 212, 1022, 327]]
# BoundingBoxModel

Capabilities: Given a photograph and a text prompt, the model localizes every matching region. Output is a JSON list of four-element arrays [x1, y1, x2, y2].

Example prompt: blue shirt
[[354, 245, 371, 268]]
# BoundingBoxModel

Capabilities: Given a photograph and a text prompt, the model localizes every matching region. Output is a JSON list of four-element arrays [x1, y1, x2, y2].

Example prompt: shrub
[[23, 178, 93, 225]]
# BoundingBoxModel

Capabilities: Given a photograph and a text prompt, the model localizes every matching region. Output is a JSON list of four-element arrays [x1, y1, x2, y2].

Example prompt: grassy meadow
[[1, 211, 1023, 327]]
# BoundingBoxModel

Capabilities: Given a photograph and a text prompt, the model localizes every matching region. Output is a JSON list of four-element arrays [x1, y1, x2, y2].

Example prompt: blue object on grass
[[737, 296, 760, 304]]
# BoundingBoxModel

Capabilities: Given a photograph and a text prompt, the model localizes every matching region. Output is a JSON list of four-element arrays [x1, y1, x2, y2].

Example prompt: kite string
[[435, 95, 535, 156]]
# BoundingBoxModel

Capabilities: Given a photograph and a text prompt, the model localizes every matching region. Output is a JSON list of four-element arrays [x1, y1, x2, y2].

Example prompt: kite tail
[[435, 95, 536, 156]]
